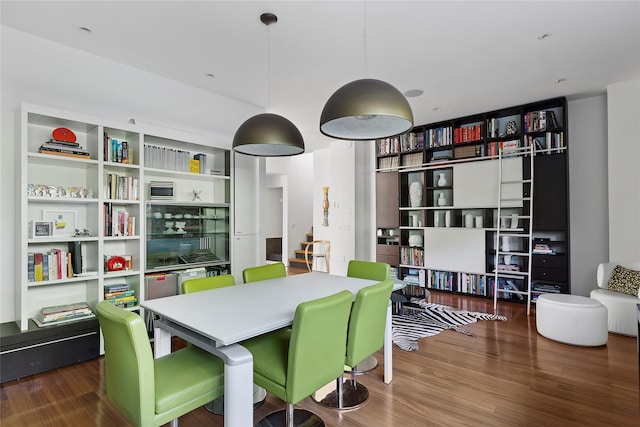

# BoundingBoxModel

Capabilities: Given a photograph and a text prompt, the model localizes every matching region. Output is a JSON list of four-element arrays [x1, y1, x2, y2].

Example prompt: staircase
[[288, 230, 314, 270]]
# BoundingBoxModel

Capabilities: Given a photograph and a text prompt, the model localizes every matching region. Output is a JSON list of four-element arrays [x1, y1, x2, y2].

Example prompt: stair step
[[289, 258, 309, 267], [294, 249, 314, 255]]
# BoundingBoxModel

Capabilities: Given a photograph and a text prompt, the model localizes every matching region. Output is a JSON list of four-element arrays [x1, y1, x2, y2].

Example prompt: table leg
[[218, 344, 254, 427], [384, 303, 392, 384], [154, 326, 171, 358]]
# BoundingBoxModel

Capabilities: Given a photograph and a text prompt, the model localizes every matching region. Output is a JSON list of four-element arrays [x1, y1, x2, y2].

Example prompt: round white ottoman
[[536, 294, 608, 346]]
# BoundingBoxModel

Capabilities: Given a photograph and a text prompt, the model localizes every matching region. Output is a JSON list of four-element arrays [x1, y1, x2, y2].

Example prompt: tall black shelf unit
[[374, 97, 569, 302]]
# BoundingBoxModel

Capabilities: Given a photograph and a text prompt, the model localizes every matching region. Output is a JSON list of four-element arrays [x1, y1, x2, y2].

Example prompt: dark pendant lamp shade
[[232, 113, 305, 157], [320, 78, 414, 140]]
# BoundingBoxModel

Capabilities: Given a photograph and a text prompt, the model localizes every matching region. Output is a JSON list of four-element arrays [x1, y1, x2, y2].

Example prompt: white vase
[[437, 192, 446, 206], [501, 236, 511, 252], [408, 234, 423, 247], [510, 213, 519, 229], [434, 212, 440, 227], [465, 213, 474, 228], [445, 210, 451, 227], [409, 181, 423, 207], [437, 173, 447, 187]]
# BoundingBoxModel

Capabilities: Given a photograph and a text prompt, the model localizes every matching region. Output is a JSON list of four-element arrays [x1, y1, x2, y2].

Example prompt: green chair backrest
[[242, 262, 287, 283], [287, 290, 353, 405], [346, 260, 390, 281], [345, 279, 394, 367], [182, 274, 235, 294], [96, 301, 155, 427]]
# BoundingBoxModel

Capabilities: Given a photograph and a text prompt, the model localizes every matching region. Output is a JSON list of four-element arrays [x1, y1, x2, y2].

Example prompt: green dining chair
[[242, 290, 353, 427], [181, 274, 266, 414], [95, 300, 224, 427], [346, 260, 390, 374], [347, 259, 390, 282], [182, 273, 235, 294], [242, 262, 287, 284], [315, 279, 394, 410]]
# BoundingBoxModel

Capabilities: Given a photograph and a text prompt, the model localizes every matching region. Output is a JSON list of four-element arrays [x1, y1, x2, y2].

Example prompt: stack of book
[[39, 139, 90, 159], [532, 243, 554, 254], [497, 263, 521, 272], [104, 283, 137, 308], [33, 302, 94, 327]]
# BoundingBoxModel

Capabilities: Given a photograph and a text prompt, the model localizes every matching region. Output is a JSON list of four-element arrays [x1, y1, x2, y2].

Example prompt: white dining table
[[141, 271, 394, 427]]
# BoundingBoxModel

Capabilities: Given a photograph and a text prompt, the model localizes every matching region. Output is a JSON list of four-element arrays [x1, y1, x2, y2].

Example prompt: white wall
[[0, 26, 261, 322], [312, 143, 356, 276], [266, 153, 314, 265], [355, 141, 376, 262], [567, 95, 609, 295], [607, 79, 640, 261]]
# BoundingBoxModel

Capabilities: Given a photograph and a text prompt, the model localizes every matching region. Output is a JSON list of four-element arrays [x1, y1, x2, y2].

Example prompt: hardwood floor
[[2, 281, 639, 426]]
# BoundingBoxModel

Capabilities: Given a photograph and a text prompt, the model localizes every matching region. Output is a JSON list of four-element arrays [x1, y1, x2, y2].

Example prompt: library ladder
[[493, 144, 535, 315]]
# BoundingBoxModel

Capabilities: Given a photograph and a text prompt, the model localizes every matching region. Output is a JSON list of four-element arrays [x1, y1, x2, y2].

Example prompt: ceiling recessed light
[[554, 78, 566, 84], [537, 33, 551, 40], [79, 27, 92, 34], [404, 89, 424, 98], [205, 73, 215, 78]]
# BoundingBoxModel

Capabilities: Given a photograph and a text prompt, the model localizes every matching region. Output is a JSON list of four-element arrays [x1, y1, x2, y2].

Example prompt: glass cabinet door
[[145, 203, 229, 271]]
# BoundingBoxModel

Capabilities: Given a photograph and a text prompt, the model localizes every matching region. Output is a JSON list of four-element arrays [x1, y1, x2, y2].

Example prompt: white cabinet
[[453, 158, 522, 208], [424, 228, 485, 274], [16, 103, 231, 331], [233, 152, 258, 235]]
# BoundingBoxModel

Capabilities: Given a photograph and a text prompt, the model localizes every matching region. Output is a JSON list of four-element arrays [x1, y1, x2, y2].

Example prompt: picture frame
[[43, 210, 77, 237], [31, 221, 53, 238]]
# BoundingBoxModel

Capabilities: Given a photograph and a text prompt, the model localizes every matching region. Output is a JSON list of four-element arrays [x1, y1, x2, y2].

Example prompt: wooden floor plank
[[1, 287, 638, 426]]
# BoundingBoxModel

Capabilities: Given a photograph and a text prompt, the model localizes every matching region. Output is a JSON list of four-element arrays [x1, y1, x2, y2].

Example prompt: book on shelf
[[104, 294, 137, 306], [103, 203, 136, 237], [104, 283, 131, 293], [524, 110, 560, 133], [497, 264, 520, 272], [427, 126, 452, 148], [39, 142, 89, 156], [532, 283, 562, 293], [376, 137, 400, 156], [35, 301, 94, 325], [104, 173, 138, 200], [401, 152, 423, 167], [27, 249, 74, 282], [194, 153, 207, 173], [454, 124, 482, 144], [501, 139, 520, 155], [532, 243, 555, 254], [377, 156, 399, 169], [189, 159, 200, 173], [38, 149, 90, 159], [104, 289, 135, 299], [104, 134, 133, 164]]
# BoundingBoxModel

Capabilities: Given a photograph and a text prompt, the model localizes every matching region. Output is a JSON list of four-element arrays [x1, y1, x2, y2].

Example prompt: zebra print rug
[[392, 299, 508, 351]]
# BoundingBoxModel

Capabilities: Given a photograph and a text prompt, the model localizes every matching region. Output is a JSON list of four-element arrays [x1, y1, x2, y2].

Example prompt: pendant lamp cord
[[363, 0, 368, 76], [267, 21, 271, 110]]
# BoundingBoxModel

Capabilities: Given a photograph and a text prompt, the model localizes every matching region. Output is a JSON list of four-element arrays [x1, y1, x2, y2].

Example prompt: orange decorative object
[[52, 127, 77, 143]]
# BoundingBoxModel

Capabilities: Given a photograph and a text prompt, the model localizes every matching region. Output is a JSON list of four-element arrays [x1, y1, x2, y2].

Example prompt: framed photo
[[43, 210, 77, 237], [31, 221, 53, 238]]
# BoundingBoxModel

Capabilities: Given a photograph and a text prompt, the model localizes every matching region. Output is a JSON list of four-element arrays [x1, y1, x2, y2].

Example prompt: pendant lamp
[[319, 1, 413, 140], [232, 13, 305, 156], [320, 78, 414, 140]]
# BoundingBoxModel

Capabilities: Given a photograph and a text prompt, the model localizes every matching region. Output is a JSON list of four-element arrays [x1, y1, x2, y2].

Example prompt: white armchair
[[590, 261, 640, 336]]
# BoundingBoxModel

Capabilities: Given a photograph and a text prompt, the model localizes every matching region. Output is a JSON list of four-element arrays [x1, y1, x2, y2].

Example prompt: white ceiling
[[2, 1, 639, 151]]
